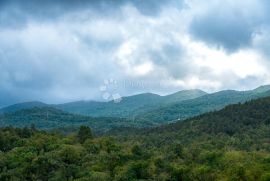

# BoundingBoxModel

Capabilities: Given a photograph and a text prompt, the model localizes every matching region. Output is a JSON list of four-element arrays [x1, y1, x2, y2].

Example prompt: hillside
[[163, 89, 207, 103], [0, 107, 139, 133], [133, 95, 270, 148], [56, 89, 207, 117], [1, 86, 270, 130], [0, 101, 48, 113], [135, 87, 270, 124], [56, 93, 162, 118], [0, 89, 207, 116], [1, 96, 270, 180]]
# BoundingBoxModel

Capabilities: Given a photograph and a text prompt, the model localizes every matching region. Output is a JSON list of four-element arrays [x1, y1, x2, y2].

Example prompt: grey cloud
[[0, 0, 183, 29], [0, 0, 122, 28], [148, 43, 193, 79], [189, 0, 264, 52], [132, 0, 184, 16], [253, 27, 270, 58], [190, 14, 254, 52], [0, 89, 19, 108], [0, 25, 113, 106], [0, 0, 270, 107]]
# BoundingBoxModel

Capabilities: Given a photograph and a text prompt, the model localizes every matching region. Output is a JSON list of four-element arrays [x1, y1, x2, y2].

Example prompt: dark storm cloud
[[189, 0, 265, 52], [148, 43, 193, 79], [0, 0, 183, 28], [0, 0, 120, 28], [0, 0, 270, 107], [190, 14, 255, 52]]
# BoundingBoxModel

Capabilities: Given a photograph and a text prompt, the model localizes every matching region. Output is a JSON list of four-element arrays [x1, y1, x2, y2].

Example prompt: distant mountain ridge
[[136, 86, 270, 124], [109, 93, 270, 152], [1, 85, 270, 130], [56, 89, 207, 118], [0, 89, 208, 117], [0, 101, 47, 113], [0, 107, 135, 133], [250, 85, 270, 93], [0, 85, 270, 132]]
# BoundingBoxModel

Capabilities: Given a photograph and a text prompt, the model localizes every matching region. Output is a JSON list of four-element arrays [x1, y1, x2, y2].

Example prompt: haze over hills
[[3, 0, 270, 179], [0, 89, 207, 132], [0, 101, 47, 113], [136, 86, 270, 124], [56, 89, 207, 118], [1, 85, 270, 132], [2, 92, 270, 180], [111, 93, 270, 151], [0, 89, 207, 116], [0, 107, 134, 133]]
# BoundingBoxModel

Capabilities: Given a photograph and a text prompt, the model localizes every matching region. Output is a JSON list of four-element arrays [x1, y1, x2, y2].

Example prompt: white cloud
[[0, 0, 270, 106]]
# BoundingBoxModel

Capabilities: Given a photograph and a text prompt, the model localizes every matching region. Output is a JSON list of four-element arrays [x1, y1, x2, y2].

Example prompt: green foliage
[[77, 126, 93, 143], [1, 87, 270, 133], [0, 107, 133, 133], [0, 96, 270, 180], [136, 89, 270, 124], [56, 90, 207, 118]]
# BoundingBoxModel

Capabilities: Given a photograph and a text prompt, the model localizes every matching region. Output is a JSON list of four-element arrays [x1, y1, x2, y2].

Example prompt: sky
[[1, 0, 270, 106]]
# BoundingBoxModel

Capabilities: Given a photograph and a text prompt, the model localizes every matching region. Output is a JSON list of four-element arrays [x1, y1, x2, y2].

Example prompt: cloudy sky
[[1, 0, 270, 106]]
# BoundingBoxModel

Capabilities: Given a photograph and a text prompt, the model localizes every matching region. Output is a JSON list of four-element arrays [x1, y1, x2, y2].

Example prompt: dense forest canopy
[[0, 96, 270, 180], [2, 0, 270, 180]]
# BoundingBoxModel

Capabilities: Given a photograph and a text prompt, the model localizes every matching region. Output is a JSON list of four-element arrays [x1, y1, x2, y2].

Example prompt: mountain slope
[[0, 90, 207, 118], [1, 86, 270, 130], [251, 85, 270, 93], [56, 90, 207, 117], [0, 101, 48, 113], [163, 89, 207, 103], [136, 87, 270, 125], [112, 95, 270, 152], [1, 96, 270, 180], [0, 107, 138, 133]]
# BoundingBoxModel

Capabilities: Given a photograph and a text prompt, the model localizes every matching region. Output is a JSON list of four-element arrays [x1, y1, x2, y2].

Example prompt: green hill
[[135, 87, 270, 125], [109, 95, 270, 152], [0, 101, 48, 113], [0, 107, 137, 133], [56, 93, 162, 118], [1, 96, 270, 180], [0, 90, 207, 118], [251, 85, 270, 93], [163, 89, 207, 103], [1, 86, 270, 130], [56, 89, 207, 118]]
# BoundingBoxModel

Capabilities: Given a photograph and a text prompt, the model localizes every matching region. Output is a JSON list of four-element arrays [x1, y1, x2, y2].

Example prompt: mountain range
[[2, 88, 270, 180], [0, 107, 132, 133], [110, 92, 270, 152], [56, 89, 207, 118], [136, 85, 270, 124], [1, 85, 270, 132]]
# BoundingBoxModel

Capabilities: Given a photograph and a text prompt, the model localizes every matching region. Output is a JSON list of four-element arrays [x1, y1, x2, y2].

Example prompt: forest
[[1, 97, 270, 180], [2, 0, 270, 180]]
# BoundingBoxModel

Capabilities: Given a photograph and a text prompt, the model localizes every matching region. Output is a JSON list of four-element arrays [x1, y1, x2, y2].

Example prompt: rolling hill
[[0, 101, 48, 113], [135, 86, 270, 124], [109, 94, 270, 152], [0, 107, 139, 133], [56, 89, 207, 117], [1, 85, 270, 130], [1, 94, 270, 180], [0, 89, 207, 118]]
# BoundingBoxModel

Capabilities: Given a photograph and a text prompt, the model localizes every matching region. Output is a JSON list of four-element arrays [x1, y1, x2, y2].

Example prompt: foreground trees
[[0, 126, 270, 181], [77, 126, 93, 143], [1, 97, 270, 180]]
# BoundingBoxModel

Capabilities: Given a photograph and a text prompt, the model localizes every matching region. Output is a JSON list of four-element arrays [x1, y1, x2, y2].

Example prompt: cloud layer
[[0, 0, 270, 106]]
